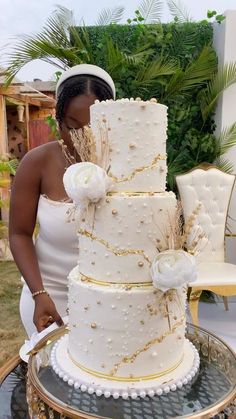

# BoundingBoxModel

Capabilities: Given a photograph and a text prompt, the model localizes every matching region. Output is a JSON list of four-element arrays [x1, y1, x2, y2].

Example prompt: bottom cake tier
[[51, 337, 199, 399], [50, 266, 200, 398]]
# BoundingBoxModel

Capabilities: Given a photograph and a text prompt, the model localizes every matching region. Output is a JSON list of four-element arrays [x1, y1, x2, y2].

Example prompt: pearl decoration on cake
[[112, 209, 118, 215], [96, 389, 103, 396], [138, 261, 144, 267], [148, 389, 155, 398], [91, 323, 97, 329], [156, 388, 163, 396], [51, 337, 200, 399]]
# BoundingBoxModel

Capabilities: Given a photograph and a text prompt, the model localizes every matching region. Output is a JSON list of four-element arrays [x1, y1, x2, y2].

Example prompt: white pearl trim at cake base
[[50, 337, 200, 399]]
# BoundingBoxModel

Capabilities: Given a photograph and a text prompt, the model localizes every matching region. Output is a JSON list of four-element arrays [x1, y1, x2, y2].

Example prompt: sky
[[1, 0, 236, 82]]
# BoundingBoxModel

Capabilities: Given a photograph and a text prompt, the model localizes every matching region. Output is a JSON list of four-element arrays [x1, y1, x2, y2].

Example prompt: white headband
[[56, 64, 116, 99]]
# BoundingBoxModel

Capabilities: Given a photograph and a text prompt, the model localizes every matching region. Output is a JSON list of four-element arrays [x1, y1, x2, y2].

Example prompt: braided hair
[[56, 74, 114, 127]]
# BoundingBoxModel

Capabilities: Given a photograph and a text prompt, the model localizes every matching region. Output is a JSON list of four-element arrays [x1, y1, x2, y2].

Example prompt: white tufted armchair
[[176, 164, 236, 325]]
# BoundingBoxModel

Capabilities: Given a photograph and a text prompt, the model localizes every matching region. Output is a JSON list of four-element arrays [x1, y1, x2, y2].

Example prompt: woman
[[9, 64, 115, 337]]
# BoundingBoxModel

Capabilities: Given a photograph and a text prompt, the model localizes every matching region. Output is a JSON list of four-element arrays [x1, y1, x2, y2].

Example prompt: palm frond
[[216, 123, 236, 156], [70, 24, 95, 64], [135, 57, 179, 85], [167, 147, 193, 190], [96, 6, 125, 25], [199, 63, 236, 122], [7, 158, 19, 175], [103, 36, 153, 77], [4, 6, 84, 85], [167, 0, 192, 22], [0, 158, 19, 175], [166, 25, 202, 62], [214, 157, 234, 173], [138, 0, 163, 23], [103, 37, 125, 75], [164, 45, 217, 100], [124, 48, 154, 65]]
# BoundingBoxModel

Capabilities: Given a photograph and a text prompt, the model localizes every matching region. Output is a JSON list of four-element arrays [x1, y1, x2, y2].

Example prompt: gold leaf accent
[[108, 154, 166, 184], [109, 317, 185, 376], [79, 229, 151, 265]]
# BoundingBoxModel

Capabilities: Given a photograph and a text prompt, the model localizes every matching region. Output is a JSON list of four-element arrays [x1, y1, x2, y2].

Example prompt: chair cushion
[[188, 262, 236, 287]]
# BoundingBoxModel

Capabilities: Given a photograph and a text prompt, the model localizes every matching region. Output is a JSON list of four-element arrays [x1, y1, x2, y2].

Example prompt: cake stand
[[1, 323, 236, 418]]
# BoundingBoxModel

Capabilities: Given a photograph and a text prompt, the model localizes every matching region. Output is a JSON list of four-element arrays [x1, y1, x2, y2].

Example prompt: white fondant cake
[[52, 98, 199, 398], [90, 98, 167, 192]]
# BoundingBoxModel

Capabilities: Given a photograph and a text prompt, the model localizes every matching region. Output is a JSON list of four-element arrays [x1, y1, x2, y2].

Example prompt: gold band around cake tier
[[67, 350, 184, 382], [107, 191, 166, 196], [80, 273, 153, 288]]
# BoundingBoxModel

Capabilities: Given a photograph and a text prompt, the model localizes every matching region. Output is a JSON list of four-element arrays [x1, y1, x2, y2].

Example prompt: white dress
[[20, 195, 78, 337]]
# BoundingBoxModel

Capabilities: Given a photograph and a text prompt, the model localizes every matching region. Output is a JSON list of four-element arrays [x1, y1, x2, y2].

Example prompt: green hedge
[[73, 22, 217, 190]]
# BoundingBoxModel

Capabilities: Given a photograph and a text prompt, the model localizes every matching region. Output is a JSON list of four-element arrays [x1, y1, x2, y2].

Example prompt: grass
[[0, 261, 26, 367]]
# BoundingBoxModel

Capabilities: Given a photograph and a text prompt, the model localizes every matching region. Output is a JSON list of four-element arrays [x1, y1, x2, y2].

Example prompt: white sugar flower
[[150, 250, 197, 292], [63, 162, 112, 209]]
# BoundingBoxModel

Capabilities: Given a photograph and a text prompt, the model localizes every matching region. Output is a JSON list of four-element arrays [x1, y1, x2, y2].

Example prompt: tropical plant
[[0, 155, 19, 259], [2, 1, 236, 190]]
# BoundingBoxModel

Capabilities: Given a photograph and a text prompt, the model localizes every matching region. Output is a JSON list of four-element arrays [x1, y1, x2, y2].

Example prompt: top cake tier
[[90, 98, 168, 193]]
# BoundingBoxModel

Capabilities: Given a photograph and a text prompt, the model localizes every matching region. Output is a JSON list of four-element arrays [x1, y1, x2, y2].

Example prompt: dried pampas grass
[[70, 119, 111, 172], [70, 126, 97, 165], [155, 201, 207, 256]]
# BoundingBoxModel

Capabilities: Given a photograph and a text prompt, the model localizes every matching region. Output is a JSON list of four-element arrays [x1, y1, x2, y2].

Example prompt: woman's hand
[[33, 293, 64, 332]]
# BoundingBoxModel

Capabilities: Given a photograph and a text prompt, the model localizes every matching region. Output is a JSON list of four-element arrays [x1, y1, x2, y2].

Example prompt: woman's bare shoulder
[[21, 141, 59, 163], [16, 142, 60, 175]]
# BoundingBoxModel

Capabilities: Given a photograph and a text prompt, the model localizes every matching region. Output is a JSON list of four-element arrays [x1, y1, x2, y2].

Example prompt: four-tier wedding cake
[[51, 98, 199, 399]]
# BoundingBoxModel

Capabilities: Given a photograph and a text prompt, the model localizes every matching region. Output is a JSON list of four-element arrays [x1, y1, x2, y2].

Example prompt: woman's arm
[[9, 147, 63, 331]]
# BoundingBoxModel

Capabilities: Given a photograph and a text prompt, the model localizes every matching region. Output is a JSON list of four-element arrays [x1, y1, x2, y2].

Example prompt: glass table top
[[1, 323, 236, 419]]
